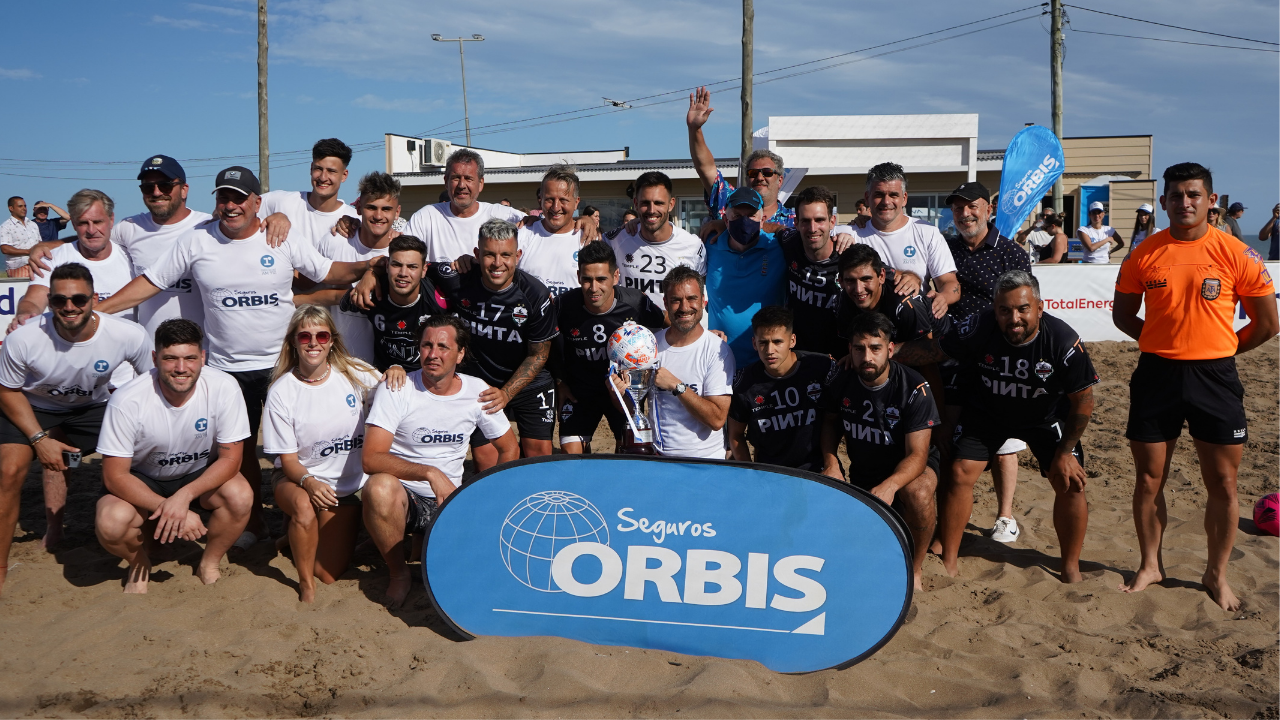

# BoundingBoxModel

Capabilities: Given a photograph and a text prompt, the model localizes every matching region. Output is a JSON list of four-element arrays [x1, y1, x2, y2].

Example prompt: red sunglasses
[[296, 331, 332, 345]]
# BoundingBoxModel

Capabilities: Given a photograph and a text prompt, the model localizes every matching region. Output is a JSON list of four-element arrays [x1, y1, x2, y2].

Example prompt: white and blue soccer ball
[[607, 321, 657, 370]]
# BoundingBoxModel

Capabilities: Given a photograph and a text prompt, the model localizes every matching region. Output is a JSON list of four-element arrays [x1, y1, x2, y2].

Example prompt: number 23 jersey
[[606, 224, 707, 311]]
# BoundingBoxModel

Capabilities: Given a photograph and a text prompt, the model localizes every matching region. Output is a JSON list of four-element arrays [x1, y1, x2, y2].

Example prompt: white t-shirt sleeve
[[143, 232, 196, 290], [96, 398, 139, 459], [125, 323, 154, 374], [476, 400, 512, 440], [261, 385, 295, 453], [0, 333, 26, 390], [496, 205, 526, 224], [922, 225, 957, 278], [364, 380, 405, 434], [215, 374, 251, 443], [702, 337, 735, 397], [286, 235, 336, 283]]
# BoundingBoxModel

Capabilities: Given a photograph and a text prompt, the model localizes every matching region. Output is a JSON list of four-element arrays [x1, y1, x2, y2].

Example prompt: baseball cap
[[1088, 201, 1105, 212], [138, 154, 186, 182], [1138, 203, 1154, 213], [945, 181, 991, 206], [1228, 202, 1246, 212], [727, 187, 763, 211], [212, 166, 262, 196]]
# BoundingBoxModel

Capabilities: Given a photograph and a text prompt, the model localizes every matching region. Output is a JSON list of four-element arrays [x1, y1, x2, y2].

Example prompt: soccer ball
[[608, 321, 657, 369]]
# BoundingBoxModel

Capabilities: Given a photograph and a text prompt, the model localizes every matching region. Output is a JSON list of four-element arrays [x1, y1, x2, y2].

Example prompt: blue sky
[[2, 0, 1276, 243]]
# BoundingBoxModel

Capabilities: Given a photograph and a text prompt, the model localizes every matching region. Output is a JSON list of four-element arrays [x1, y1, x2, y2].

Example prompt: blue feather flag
[[994, 126, 1065, 239]]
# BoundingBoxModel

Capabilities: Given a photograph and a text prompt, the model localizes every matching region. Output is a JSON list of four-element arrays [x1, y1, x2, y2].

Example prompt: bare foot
[[196, 561, 222, 585], [384, 574, 411, 609], [0, 565, 8, 596], [124, 561, 150, 594], [299, 582, 316, 604], [1060, 564, 1082, 583], [1202, 569, 1241, 612], [1120, 565, 1164, 593], [41, 525, 63, 553], [913, 571, 923, 592]]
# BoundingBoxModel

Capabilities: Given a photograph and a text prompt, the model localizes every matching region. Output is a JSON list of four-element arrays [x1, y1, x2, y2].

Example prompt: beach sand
[[1, 339, 1276, 718]]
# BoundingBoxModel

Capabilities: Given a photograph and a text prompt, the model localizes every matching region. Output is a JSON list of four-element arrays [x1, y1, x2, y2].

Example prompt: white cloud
[[0, 67, 40, 80], [352, 94, 441, 113], [187, 3, 255, 18]]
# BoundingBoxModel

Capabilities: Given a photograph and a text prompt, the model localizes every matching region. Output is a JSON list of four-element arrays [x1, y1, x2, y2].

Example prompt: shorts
[[940, 359, 963, 407], [269, 468, 362, 506], [0, 401, 105, 454], [134, 464, 209, 499], [952, 411, 1083, 477], [227, 368, 272, 432], [1126, 353, 1247, 445], [405, 487, 439, 534], [847, 446, 940, 493], [503, 383, 556, 441], [559, 389, 626, 445]]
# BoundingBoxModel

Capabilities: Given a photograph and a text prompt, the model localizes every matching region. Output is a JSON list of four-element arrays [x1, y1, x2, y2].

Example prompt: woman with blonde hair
[[1207, 206, 1227, 231], [262, 305, 404, 602]]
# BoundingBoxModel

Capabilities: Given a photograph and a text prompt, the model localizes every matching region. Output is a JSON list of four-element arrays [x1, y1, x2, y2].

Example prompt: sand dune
[[1, 339, 1275, 718]]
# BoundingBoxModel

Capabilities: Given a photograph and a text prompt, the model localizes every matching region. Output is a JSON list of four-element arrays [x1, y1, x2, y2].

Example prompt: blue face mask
[[728, 215, 761, 243]]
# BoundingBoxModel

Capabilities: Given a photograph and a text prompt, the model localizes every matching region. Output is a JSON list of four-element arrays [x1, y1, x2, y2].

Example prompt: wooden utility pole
[[1050, 0, 1063, 213], [740, 0, 753, 183], [257, 0, 270, 191]]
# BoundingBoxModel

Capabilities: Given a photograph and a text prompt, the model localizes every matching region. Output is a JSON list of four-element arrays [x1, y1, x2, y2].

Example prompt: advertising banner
[[994, 126, 1065, 240], [424, 456, 914, 673]]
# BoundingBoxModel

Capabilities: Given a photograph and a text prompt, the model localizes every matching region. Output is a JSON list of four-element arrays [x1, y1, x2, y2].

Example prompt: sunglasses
[[746, 168, 780, 180], [50, 294, 92, 308], [139, 180, 182, 195], [296, 331, 332, 345]]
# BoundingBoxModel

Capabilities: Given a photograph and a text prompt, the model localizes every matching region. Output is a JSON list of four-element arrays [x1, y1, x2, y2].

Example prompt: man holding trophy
[[611, 266, 734, 459]]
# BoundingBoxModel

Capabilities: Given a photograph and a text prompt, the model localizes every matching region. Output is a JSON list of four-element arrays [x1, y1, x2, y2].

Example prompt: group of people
[[0, 106, 1273, 612]]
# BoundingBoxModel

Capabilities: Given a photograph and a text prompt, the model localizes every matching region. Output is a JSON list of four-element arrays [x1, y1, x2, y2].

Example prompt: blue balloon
[[994, 125, 1065, 239]]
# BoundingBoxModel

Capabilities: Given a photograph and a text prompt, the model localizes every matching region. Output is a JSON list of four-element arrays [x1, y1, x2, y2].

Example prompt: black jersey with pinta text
[[440, 265, 560, 389], [729, 351, 838, 470], [939, 309, 1098, 428], [820, 361, 940, 489], [835, 272, 944, 348], [339, 274, 447, 372], [557, 286, 666, 397], [779, 229, 843, 357]]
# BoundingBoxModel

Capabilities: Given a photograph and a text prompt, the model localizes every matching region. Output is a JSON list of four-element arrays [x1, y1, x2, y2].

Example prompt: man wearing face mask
[[705, 188, 787, 370]]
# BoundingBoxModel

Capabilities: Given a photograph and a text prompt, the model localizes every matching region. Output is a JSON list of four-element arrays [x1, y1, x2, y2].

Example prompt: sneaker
[[991, 516, 1019, 543]]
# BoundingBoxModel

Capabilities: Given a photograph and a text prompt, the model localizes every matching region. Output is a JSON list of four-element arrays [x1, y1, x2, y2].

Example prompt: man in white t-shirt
[[516, 165, 587, 297], [607, 171, 708, 313], [399, 148, 526, 264], [99, 165, 378, 544], [95, 318, 252, 593], [614, 266, 733, 459], [854, 162, 960, 318], [0, 263, 152, 595], [258, 138, 359, 250], [363, 315, 518, 607]]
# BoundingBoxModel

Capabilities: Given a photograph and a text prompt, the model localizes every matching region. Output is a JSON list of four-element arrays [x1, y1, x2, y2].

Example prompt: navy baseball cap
[[138, 154, 186, 182], [946, 181, 991, 206], [1228, 202, 1246, 213], [212, 166, 262, 196], [727, 187, 763, 211]]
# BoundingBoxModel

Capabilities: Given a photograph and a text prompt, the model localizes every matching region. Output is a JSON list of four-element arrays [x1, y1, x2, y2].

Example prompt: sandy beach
[[1, 338, 1275, 718]]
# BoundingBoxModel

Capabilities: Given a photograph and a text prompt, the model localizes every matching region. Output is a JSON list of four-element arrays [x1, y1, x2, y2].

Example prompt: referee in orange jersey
[[1112, 162, 1278, 611]]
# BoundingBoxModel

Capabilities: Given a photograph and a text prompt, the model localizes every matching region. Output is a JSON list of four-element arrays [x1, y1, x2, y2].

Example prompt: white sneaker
[[991, 517, 1019, 543]]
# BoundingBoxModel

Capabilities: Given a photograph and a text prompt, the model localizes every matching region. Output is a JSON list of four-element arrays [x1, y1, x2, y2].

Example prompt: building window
[[678, 198, 710, 235]]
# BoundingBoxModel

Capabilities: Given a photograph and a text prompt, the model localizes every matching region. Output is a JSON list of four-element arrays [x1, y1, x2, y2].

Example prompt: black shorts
[[0, 401, 105, 454], [134, 464, 209, 499], [559, 388, 626, 445], [1126, 353, 1248, 445], [503, 383, 556, 441], [940, 359, 963, 407], [846, 446, 940, 493], [952, 411, 1083, 477], [227, 368, 272, 432], [405, 487, 439, 534]]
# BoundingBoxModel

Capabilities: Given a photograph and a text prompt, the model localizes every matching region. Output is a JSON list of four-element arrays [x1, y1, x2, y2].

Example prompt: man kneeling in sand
[[95, 319, 253, 593], [362, 315, 518, 607]]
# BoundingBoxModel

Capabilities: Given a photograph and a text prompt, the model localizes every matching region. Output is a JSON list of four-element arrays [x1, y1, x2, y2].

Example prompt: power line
[[1062, 3, 1278, 46], [1071, 27, 1280, 52]]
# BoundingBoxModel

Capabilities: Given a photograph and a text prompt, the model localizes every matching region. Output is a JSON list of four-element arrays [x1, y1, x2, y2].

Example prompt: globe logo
[[500, 491, 609, 592]]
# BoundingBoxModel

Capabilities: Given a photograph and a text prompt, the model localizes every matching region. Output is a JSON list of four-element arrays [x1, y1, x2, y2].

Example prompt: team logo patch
[[903, 245, 917, 258], [560, 403, 573, 421], [397, 320, 407, 330], [513, 306, 528, 326], [436, 263, 457, 278], [953, 423, 963, 442], [984, 354, 995, 365], [150, 157, 163, 165], [93, 360, 109, 373], [544, 409, 556, 422], [958, 314, 978, 338], [806, 382, 823, 402], [1244, 247, 1263, 264], [195, 418, 208, 432], [345, 393, 357, 408], [1145, 279, 1167, 290], [1201, 278, 1221, 300], [1035, 360, 1053, 380], [225, 170, 241, 180], [790, 261, 798, 271], [259, 255, 275, 268], [570, 328, 579, 337], [841, 397, 851, 407], [754, 395, 765, 406], [885, 406, 900, 428], [625, 253, 634, 263]]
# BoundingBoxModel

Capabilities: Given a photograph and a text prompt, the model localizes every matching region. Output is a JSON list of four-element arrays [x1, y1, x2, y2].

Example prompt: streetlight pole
[[431, 34, 485, 147]]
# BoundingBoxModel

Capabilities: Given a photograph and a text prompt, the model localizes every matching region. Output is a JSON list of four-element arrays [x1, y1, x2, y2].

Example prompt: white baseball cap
[[1088, 201, 1105, 212], [1137, 203, 1154, 213]]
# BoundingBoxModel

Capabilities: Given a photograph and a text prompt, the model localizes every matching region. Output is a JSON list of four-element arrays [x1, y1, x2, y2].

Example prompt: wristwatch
[[671, 382, 688, 396]]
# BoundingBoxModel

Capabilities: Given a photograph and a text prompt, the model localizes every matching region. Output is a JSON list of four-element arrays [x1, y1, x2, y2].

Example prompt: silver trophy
[[614, 361, 657, 453]]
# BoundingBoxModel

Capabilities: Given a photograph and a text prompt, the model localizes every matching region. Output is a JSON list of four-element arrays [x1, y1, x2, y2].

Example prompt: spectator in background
[[1259, 203, 1279, 261], [621, 208, 637, 226], [687, 87, 794, 228], [580, 205, 600, 225], [853, 198, 871, 224], [1207, 206, 1227, 232], [499, 198, 512, 207], [1019, 213, 1068, 264], [1078, 202, 1123, 263], [31, 202, 70, 242], [1127, 203, 1159, 257], [1225, 202, 1246, 241], [0, 197, 41, 279]]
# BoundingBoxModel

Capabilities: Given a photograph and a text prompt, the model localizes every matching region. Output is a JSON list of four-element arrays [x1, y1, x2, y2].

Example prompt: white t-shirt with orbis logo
[[650, 328, 735, 460], [258, 190, 358, 250], [517, 222, 581, 298], [262, 367, 381, 496], [405, 201, 524, 263], [364, 371, 511, 497], [113, 210, 213, 336], [854, 218, 956, 284], [0, 312, 153, 411], [144, 221, 335, 372], [96, 367, 251, 481], [31, 241, 136, 321]]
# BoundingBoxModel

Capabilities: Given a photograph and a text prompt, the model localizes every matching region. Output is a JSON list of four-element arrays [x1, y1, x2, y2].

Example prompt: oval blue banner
[[423, 456, 912, 673]]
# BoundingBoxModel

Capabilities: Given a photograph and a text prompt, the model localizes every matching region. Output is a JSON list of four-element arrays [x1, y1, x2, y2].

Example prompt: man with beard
[[258, 139, 359, 251], [942, 181, 1033, 545], [779, 186, 848, 357], [613, 266, 733, 459], [0, 263, 152, 594], [95, 319, 252, 594], [607, 171, 707, 314], [895, 271, 1098, 583], [556, 241, 666, 454], [819, 312, 940, 591]]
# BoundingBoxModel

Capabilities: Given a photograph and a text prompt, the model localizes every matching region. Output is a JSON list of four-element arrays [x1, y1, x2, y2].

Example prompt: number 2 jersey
[[556, 286, 667, 399], [940, 309, 1098, 428], [729, 351, 838, 470], [820, 362, 940, 489]]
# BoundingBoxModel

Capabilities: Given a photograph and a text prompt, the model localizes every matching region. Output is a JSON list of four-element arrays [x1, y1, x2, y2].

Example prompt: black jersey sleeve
[[889, 293, 935, 343], [938, 308, 987, 363], [728, 380, 751, 423], [428, 261, 462, 300], [818, 369, 849, 413], [899, 367, 941, 433], [1054, 323, 1099, 395], [517, 271, 560, 343]]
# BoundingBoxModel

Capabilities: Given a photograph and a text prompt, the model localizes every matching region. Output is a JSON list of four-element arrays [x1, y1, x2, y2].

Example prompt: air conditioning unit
[[422, 138, 452, 168]]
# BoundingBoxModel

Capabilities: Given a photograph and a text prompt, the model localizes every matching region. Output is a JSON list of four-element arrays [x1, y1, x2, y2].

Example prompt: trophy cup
[[614, 361, 657, 455]]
